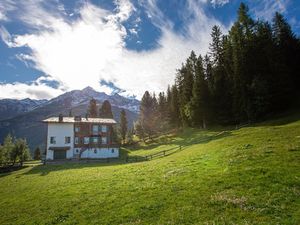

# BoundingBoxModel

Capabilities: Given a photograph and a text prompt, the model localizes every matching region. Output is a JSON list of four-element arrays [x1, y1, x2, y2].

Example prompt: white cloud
[[0, 25, 17, 47], [0, 82, 63, 100], [210, 0, 230, 8], [0, 0, 228, 99], [252, 0, 289, 21], [0, 0, 15, 21]]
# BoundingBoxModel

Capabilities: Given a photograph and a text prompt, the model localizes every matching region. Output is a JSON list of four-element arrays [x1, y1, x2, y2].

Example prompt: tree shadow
[[252, 110, 300, 127], [132, 130, 233, 151], [23, 159, 129, 176], [0, 165, 30, 178]]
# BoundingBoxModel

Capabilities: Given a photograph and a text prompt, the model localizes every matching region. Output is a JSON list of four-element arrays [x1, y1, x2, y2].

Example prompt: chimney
[[58, 114, 63, 122]]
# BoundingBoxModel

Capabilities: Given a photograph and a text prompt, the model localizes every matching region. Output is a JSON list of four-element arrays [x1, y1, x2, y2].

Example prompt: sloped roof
[[43, 117, 117, 124]]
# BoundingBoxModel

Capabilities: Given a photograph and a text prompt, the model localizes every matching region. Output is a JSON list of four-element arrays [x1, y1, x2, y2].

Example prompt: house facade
[[43, 115, 119, 160]]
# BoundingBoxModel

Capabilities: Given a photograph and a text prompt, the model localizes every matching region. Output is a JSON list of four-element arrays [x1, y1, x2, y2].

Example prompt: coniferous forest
[[136, 3, 300, 138]]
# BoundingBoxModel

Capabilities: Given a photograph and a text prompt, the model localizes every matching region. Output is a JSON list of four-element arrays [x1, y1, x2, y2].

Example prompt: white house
[[43, 115, 119, 160]]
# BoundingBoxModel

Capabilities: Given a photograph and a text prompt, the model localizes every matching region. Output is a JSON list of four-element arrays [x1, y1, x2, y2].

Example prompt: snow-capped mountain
[[48, 86, 140, 113], [0, 98, 48, 120], [0, 86, 140, 121]]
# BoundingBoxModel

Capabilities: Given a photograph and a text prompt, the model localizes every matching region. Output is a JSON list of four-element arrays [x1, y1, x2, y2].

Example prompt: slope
[[0, 113, 299, 224]]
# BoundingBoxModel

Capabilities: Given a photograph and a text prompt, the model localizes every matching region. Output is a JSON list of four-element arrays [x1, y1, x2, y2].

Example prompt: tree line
[[135, 3, 300, 138]]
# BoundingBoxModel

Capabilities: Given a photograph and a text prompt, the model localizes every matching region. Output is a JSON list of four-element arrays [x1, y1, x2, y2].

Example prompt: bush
[[0, 134, 31, 167]]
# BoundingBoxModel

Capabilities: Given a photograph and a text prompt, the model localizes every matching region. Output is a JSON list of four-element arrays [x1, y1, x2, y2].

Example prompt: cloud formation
[[252, 0, 289, 21], [0, 0, 227, 99]]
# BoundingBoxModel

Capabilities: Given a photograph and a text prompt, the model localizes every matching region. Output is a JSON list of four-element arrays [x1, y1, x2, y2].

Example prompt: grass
[[0, 114, 300, 224]]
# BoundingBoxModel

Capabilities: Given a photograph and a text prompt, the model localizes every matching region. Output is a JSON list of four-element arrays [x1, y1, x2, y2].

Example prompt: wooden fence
[[125, 145, 182, 163]]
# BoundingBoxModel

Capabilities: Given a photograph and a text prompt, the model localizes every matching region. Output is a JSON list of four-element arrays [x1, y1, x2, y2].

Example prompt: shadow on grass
[[23, 160, 127, 176], [23, 152, 151, 176], [129, 130, 233, 152], [252, 109, 300, 127], [0, 165, 30, 177]]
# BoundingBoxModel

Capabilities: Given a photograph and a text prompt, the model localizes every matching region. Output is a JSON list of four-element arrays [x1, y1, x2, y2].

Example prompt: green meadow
[[0, 113, 300, 225]]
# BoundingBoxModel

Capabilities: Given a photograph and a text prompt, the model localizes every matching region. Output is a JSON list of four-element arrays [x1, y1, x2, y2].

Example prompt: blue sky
[[0, 0, 299, 99]]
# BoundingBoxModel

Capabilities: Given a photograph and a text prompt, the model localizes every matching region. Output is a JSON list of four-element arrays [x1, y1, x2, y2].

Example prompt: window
[[84, 137, 90, 144], [65, 136, 71, 144], [101, 125, 107, 132], [92, 137, 98, 144], [75, 137, 79, 145], [101, 137, 107, 144], [92, 125, 98, 134], [75, 149, 79, 153], [75, 126, 80, 132], [50, 136, 56, 144]]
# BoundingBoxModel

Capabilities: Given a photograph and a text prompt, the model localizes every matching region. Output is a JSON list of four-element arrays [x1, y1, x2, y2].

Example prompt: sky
[[0, 0, 299, 100]]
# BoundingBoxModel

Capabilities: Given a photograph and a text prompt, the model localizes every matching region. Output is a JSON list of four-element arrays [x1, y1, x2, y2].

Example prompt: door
[[53, 150, 67, 160]]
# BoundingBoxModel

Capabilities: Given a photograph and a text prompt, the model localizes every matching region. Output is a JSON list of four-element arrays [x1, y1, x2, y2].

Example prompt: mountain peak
[[82, 86, 95, 92]]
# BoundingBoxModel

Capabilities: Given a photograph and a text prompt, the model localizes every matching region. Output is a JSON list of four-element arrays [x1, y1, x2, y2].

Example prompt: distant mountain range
[[0, 87, 140, 153], [0, 98, 48, 121]]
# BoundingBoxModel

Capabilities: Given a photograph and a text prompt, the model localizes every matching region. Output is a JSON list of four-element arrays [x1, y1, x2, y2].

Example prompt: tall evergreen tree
[[170, 84, 180, 127], [99, 100, 113, 118], [272, 12, 300, 101], [176, 51, 196, 125], [88, 98, 98, 117], [119, 109, 128, 144], [190, 55, 210, 128], [209, 26, 233, 124], [209, 25, 224, 66], [157, 92, 168, 131], [139, 91, 157, 138]]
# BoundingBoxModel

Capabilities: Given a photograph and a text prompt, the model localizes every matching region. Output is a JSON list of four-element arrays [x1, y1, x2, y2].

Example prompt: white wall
[[46, 123, 74, 160], [78, 148, 119, 159]]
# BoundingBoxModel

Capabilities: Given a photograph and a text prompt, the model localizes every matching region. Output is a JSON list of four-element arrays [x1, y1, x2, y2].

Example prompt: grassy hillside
[[0, 114, 300, 224]]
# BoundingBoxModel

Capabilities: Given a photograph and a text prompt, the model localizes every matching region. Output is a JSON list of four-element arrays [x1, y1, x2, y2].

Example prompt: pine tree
[[166, 85, 172, 125], [119, 109, 128, 144], [99, 100, 113, 118], [190, 55, 210, 128], [272, 12, 300, 103], [134, 120, 145, 142], [157, 92, 168, 131], [170, 84, 180, 127], [88, 98, 98, 117], [176, 51, 196, 125], [208, 26, 233, 124], [139, 91, 158, 139], [209, 25, 223, 66]]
